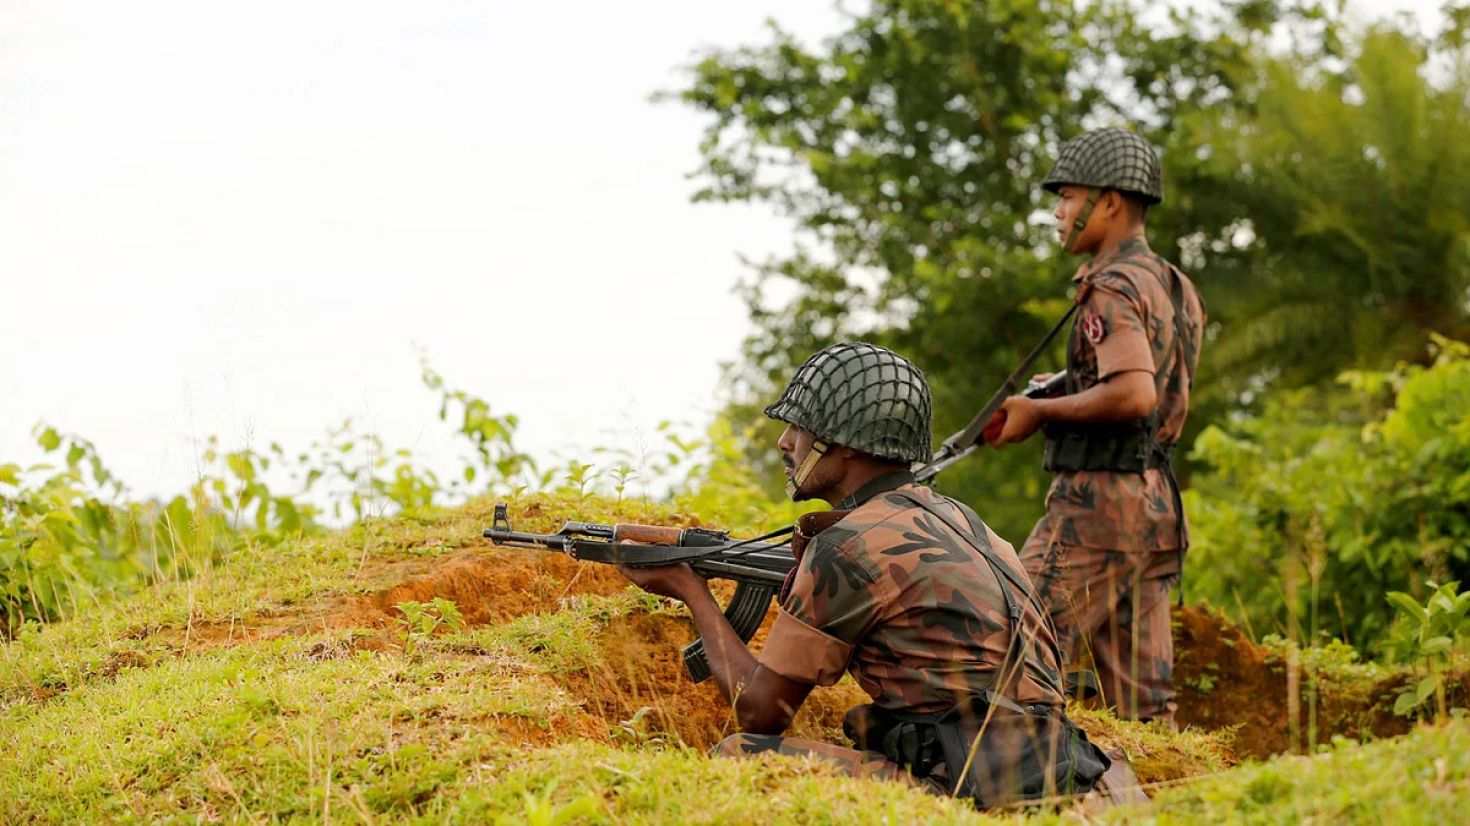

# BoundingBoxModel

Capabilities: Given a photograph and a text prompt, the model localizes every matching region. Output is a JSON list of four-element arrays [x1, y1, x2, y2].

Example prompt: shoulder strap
[[1165, 264, 1197, 393], [888, 490, 1026, 611], [889, 490, 1066, 698]]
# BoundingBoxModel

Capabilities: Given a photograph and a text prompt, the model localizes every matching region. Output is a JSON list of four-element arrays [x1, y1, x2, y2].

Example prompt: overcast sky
[[0, 0, 852, 500], [0, 0, 1447, 503]]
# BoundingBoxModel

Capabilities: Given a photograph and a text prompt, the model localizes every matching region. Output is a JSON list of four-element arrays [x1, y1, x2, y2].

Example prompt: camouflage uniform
[[1020, 236, 1205, 723], [713, 479, 1069, 787]]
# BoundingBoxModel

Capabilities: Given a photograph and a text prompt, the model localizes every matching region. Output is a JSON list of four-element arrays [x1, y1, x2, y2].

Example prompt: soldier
[[618, 342, 1109, 807], [990, 128, 1206, 726]]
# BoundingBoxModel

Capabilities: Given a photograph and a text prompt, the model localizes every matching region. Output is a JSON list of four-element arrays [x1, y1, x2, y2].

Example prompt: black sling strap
[[891, 490, 1066, 700]]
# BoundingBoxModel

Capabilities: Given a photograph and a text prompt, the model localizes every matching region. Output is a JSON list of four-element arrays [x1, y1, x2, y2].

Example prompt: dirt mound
[[549, 608, 866, 751], [338, 548, 631, 630], [147, 533, 1470, 764], [1173, 605, 1470, 757], [1173, 605, 1290, 754], [558, 611, 737, 747], [325, 546, 862, 749]]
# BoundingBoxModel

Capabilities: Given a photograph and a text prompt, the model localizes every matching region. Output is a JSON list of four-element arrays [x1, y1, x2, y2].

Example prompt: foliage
[[1098, 718, 1470, 825], [421, 355, 531, 490], [1198, 25, 1470, 390], [0, 360, 523, 636], [1185, 337, 1470, 651], [0, 427, 231, 637], [1383, 581, 1470, 719], [671, 1, 1470, 544], [611, 706, 670, 749]]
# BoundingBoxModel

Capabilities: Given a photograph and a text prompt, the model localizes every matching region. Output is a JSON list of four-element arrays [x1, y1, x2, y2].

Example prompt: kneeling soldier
[[618, 342, 1108, 808]]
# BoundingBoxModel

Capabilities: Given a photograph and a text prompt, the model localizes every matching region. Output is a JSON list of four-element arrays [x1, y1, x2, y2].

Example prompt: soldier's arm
[[1035, 369, 1156, 422], [619, 563, 815, 733], [681, 582, 816, 733], [994, 280, 1157, 443]]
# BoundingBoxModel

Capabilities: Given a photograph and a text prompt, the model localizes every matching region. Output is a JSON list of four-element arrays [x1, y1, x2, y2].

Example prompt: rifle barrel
[[481, 528, 571, 552]]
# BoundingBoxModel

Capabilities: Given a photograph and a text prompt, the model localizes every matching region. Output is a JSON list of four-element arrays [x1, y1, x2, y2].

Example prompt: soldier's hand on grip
[[991, 395, 1044, 446]]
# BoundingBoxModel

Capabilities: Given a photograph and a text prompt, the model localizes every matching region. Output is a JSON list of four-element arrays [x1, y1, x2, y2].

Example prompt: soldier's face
[[1053, 185, 1092, 250], [776, 424, 841, 500]]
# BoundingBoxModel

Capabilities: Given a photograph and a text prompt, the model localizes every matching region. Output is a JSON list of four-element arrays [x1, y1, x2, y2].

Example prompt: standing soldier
[[990, 128, 1205, 726]]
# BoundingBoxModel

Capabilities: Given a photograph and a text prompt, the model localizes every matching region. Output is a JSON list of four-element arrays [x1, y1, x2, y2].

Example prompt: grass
[[1110, 720, 1470, 824], [3, 492, 1468, 823]]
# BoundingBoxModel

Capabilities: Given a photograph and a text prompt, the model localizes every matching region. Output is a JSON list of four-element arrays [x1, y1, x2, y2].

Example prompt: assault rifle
[[483, 503, 845, 682]]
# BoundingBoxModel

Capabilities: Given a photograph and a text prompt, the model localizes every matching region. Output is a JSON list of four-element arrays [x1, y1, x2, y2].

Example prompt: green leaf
[[1422, 636, 1453, 655], [1394, 690, 1420, 715], [1386, 592, 1429, 624], [1414, 674, 1441, 704], [1430, 592, 1457, 615], [37, 427, 61, 452]]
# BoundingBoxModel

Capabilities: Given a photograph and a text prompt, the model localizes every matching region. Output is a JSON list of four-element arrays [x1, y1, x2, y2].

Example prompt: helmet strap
[[785, 439, 830, 502], [1064, 188, 1101, 255]]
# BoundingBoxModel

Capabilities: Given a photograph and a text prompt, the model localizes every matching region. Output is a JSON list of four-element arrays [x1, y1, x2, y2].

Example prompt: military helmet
[[1041, 127, 1163, 205], [764, 342, 932, 463]]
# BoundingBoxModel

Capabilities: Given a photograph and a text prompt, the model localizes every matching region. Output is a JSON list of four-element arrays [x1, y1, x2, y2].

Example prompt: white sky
[[0, 1, 849, 499], [0, 0, 1447, 503]]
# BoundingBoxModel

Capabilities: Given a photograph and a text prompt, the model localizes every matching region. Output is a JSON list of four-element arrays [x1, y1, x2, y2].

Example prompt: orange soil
[[1172, 604, 1470, 757], [547, 607, 865, 750], [156, 547, 630, 652], [128, 542, 1465, 762]]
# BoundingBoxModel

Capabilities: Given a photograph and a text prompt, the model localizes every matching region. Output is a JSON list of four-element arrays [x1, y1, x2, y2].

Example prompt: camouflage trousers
[[710, 734, 946, 794], [1018, 541, 1180, 725]]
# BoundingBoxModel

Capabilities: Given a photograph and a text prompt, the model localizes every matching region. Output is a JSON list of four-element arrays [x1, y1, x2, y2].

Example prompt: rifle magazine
[[681, 580, 778, 683]]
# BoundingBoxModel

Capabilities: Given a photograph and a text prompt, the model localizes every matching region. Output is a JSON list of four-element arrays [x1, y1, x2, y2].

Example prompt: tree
[[671, 0, 1280, 538], [1195, 26, 1470, 391]]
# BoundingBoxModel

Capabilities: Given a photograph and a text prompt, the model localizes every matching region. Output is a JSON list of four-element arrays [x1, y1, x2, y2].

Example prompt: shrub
[[1185, 336, 1470, 652]]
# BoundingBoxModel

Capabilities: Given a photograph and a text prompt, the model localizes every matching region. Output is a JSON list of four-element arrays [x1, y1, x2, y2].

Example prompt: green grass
[[4, 493, 1468, 823], [1107, 720, 1470, 824]]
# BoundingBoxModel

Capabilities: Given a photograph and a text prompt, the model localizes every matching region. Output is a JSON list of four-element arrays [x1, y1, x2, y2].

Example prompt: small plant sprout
[[1385, 581, 1470, 719], [394, 597, 465, 656]]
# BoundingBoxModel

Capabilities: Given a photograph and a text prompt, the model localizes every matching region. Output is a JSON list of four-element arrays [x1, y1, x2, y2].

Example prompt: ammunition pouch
[[1041, 417, 1173, 473], [844, 694, 1109, 809]]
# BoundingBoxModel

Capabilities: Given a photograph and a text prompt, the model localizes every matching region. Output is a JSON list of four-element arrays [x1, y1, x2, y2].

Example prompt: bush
[[1185, 336, 1470, 652]]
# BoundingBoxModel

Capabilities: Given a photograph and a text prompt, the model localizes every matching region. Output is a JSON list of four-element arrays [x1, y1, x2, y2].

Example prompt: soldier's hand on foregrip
[[616, 558, 706, 601]]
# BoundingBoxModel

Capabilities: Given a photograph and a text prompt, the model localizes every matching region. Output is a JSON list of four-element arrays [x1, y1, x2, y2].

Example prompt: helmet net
[[1041, 127, 1163, 205], [764, 342, 932, 463]]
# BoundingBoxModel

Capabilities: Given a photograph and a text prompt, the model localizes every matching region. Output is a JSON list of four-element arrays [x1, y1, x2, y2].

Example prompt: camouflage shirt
[[757, 484, 1066, 713], [1035, 236, 1205, 552]]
